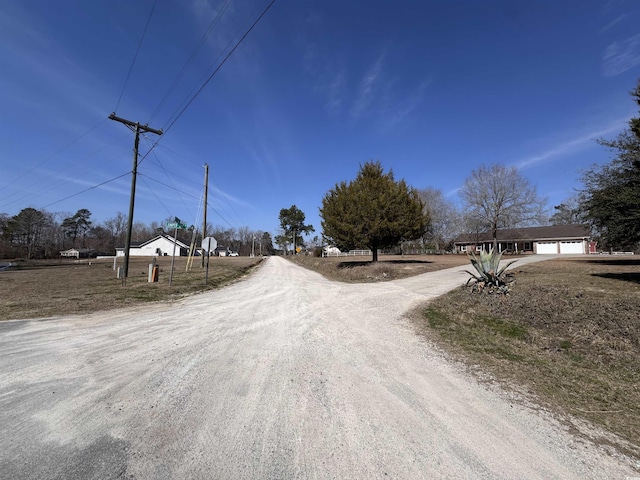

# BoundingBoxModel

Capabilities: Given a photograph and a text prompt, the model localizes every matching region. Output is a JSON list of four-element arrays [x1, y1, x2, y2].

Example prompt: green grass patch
[[481, 315, 528, 341]]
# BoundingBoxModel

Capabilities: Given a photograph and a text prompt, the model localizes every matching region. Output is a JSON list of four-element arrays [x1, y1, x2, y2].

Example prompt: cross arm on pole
[[109, 112, 163, 136]]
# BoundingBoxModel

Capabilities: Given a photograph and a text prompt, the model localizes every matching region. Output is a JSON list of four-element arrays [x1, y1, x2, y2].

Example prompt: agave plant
[[465, 250, 516, 294]]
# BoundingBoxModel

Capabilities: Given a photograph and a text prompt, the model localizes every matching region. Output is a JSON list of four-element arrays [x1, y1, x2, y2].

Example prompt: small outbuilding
[[60, 248, 96, 259], [454, 224, 591, 255]]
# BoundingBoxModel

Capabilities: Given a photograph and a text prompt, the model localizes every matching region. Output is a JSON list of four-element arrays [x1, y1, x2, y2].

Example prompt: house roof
[[454, 224, 590, 244], [138, 234, 190, 249]]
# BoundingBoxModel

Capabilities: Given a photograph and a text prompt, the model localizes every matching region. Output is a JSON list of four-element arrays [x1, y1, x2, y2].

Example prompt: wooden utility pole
[[201, 163, 209, 267], [108, 113, 162, 280]]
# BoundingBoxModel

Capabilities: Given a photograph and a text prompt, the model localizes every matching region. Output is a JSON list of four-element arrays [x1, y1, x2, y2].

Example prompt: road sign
[[167, 222, 187, 229], [202, 236, 218, 253]]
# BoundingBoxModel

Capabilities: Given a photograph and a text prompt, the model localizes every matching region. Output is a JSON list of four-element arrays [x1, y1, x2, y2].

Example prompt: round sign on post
[[202, 237, 217, 285], [202, 236, 217, 253]]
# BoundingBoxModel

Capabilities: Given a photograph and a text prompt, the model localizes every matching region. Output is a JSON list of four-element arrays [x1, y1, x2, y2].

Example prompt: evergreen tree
[[278, 205, 314, 254], [580, 78, 640, 250], [320, 161, 427, 262]]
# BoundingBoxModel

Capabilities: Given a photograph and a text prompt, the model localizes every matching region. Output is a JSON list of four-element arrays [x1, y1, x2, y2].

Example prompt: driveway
[[0, 255, 634, 479]]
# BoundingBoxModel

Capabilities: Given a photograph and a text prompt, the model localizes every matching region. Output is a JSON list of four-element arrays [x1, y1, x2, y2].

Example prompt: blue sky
[[1, 0, 639, 241]]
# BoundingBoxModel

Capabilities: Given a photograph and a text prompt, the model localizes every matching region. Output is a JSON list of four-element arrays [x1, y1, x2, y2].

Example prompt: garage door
[[536, 241, 557, 254], [560, 240, 584, 254]]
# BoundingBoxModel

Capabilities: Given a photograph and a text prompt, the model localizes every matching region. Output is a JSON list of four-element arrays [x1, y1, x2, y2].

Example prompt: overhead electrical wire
[[114, 0, 159, 113], [139, 173, 235, 228], [126, 0, 275, 218], [142, 136, 195, 217], [0, 117, 107, 195], [160, 0, 276, 136], [3, 141, 132, 209], [148, 0, 234, 124], [139, 176, 173, 218], [22, 0, 274, 222], [137, 173, 201, 201], [42, 172, 130, 209]]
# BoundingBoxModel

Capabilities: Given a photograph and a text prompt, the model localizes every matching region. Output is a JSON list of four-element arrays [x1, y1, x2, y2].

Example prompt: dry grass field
[[0, 255, 263, 320], [285, 253, 472, 282]]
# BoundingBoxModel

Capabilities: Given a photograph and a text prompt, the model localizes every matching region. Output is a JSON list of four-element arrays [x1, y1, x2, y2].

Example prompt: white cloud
[[602, 33, 640, 77], [350, 51, 387, 120], [600, 13, 627, 33], [383, 80, 430, 128], [514, 119, 628, 169], [325, 69, 347, 113]]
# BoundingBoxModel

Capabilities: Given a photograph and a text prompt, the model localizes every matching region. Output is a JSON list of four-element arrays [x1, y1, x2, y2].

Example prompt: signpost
[[202, 236, 217, 284], [168, 218, 187, 286]]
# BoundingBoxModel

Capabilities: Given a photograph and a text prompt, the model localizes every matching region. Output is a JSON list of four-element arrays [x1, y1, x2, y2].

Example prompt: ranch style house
[[454, 224, 594, 255]]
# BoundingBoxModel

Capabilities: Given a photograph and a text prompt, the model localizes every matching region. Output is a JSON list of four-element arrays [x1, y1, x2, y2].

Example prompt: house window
[[523, 242, 532, 251], [460, 245, 467, 252]]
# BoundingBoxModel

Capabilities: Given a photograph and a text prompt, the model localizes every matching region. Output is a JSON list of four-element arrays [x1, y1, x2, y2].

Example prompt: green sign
[[166, 222, 187, 229]]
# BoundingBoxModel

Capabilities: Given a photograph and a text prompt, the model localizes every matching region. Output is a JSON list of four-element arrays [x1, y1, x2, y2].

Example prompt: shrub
[[465, 250, 516, 294]]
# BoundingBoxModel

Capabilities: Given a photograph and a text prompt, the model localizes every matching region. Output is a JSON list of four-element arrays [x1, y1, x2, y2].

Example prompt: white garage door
[[536, 241, 558, 254], [560, 240, 584, 254]]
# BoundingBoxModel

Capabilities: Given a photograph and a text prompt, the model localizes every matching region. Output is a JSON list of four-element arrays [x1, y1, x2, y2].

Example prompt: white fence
[[322, 249, 372, 257]]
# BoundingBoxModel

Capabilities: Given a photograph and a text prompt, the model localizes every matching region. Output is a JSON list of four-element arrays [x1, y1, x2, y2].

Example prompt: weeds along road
[[0, 256, 634, 479]]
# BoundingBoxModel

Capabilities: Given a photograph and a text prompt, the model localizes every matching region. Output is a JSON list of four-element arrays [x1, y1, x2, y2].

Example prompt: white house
[[116, 234, 195, 257]]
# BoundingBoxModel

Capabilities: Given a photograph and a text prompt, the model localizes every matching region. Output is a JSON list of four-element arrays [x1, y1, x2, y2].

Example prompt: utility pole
[[201, 163, 209, 268], [108, 113, 162, 280]]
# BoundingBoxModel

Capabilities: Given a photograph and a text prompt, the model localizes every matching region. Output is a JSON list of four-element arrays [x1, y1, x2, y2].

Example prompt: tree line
[[0, 208, 275, 260]]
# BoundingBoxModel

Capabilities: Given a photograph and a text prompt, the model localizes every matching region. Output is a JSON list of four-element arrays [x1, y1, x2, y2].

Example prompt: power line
[[161, 0, 276, 135], [114, 0, 159, 113], [139, 175, 173, 218], [138, 172, 201, 200], [41, 172, 130, 209], [148, 0, 234, 124], [142, 137, 196, 218], [0, 117, 107, 194], [139, 172, 234, 228], [125, 0, 275, 182], [3, 141, 132, 209]]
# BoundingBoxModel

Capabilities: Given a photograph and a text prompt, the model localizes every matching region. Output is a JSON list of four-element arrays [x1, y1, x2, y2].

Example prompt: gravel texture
[[0, 255, 636, 479]]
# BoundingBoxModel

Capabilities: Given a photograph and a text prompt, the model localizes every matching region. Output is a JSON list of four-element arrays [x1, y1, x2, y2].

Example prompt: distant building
[[214, 246, 233, 257], [322, 246, 341, 257], [115, 234, 195, 257], [60, 248, 96, 259], [454, 224, 591, 255]]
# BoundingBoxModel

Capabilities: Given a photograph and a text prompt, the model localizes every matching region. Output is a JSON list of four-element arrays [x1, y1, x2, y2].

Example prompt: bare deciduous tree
[[461, 164, 547, 249], [417, 187, 462, 252]]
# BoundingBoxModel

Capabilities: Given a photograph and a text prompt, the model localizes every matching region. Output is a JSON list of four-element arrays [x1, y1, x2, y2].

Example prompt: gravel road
[[0, 256, 636, 479]]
